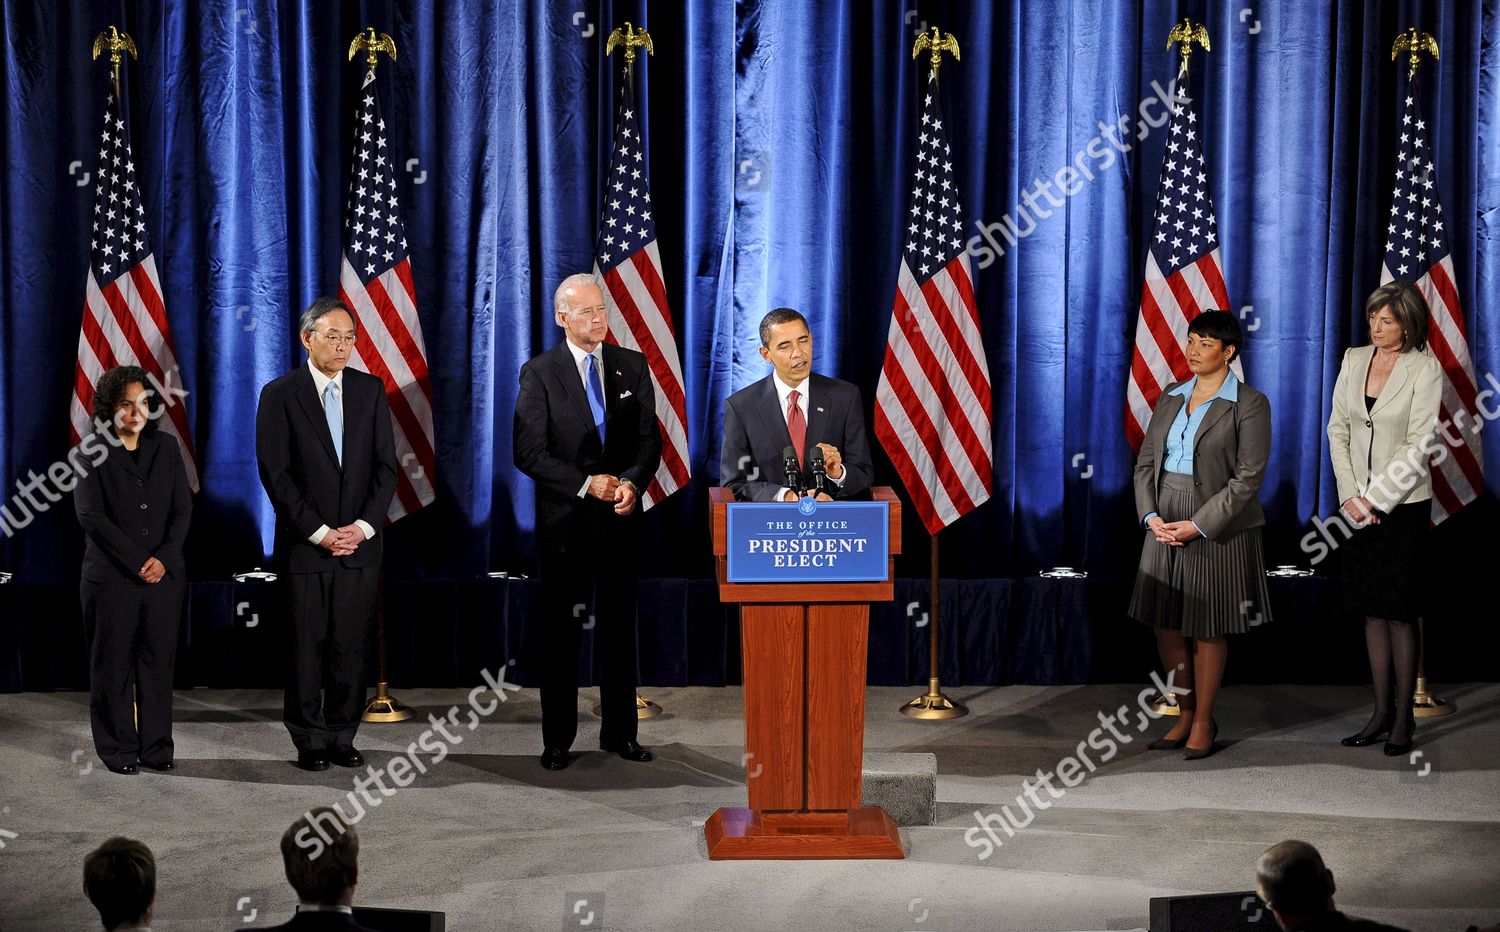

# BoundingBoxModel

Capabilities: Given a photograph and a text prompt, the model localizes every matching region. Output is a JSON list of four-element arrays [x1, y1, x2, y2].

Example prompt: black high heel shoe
[[1183, 720, 1220, 761], [1147, 718, 1193, 751], [1341, 713, 1393, 747], [1383, 711, 1416, 757]]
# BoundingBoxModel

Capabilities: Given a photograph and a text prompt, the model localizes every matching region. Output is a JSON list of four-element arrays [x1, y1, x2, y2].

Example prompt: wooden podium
[[704, 486, 905, 859]]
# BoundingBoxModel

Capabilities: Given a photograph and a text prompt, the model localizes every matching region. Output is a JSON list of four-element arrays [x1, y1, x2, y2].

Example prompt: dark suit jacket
[[1133, 378, 1271, 541], [513, 340, 661, 556], [253, 909, 379, 932], [255, 364, 398, 573], [719, 373, 873, 502], [73, 430, 192, 585]]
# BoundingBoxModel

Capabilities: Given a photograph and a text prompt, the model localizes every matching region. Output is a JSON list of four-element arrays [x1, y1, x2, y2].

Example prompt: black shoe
[[1341, 711, 1393, 747], [1183, 720, 1220, 761], [600, 739, 653, 762], [540, 747, 571, 770], [1341, 727, 1391, 747], [329, 747, 364, 768], [297, 751, 330, 772], [1146, 723, 1191, 751], [138, 759, 174, 772], [1384, 711, 1416, 757], [105, 762, 137, 775]]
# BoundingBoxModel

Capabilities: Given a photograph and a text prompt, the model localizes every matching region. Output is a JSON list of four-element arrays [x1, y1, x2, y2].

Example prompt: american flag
[[1379, 74, 1483, 523], [594, 67, 689, 509], [874, 70, 993, 535], [71, 87, 198, 489], [1125, 63, 1244, 454], [339, 68, 436, 522]]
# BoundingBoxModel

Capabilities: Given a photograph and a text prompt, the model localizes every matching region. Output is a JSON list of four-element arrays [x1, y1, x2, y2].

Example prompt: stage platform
[[0, 683, 1496, 931]]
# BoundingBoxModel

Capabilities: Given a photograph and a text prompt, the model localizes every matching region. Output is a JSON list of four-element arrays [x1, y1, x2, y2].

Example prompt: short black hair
[[83, 837, 155, 930], [92, 365, 158, 436], [759, 307, 808, 347], [299, 297, 356, 337], [282, 808, 360, 906], [1186, 309, 1244, 362]]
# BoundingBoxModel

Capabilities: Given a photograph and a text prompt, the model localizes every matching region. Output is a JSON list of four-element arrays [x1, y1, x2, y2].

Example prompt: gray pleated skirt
[[1128, 472, 1273, 637]]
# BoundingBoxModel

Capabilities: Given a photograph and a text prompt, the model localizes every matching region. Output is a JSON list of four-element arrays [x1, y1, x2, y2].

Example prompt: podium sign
[[725, 500, 889, 583]]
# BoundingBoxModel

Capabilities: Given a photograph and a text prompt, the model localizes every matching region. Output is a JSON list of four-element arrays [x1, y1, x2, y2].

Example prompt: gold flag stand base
[[1412, 677, 1455, 719], [362, 682, 415, 723], [593, 694, 663, 719], [899, 678, 968, 720], [1145, 693, 1182, 717]]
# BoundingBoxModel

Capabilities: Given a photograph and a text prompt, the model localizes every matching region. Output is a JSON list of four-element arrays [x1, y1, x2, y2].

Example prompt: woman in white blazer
[[1327, 280, 1443, 756]]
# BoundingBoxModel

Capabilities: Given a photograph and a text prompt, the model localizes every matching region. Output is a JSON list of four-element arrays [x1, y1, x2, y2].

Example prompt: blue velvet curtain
[[2, 0, 1497, 594]]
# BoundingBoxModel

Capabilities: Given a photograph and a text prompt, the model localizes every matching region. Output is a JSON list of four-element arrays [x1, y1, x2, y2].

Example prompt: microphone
[[782, 445, 804, 497], [808, 445, 827, 497]]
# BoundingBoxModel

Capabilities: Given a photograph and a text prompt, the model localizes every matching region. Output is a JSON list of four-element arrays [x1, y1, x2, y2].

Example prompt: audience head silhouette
[[83, 837, 155, 931], [282, 807, 360, 907]]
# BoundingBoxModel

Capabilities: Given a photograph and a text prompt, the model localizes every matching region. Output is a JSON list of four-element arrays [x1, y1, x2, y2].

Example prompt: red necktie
[[787, 389, 807, 467]]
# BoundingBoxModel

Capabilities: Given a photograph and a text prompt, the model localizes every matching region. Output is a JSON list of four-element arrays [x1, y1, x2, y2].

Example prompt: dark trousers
[[82, 580, 184, 768], [284, 566, 379, 753], [538, 549, 641, 751]]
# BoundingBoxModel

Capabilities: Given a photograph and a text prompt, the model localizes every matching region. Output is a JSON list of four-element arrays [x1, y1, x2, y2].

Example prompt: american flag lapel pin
[[816, 406, 825, 413]]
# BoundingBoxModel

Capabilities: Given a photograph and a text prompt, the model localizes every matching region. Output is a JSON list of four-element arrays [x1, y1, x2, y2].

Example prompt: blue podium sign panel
[[725, 500, 890, 583]]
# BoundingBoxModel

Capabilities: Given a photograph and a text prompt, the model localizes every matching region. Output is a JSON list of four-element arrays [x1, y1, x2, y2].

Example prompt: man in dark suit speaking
[[720, 307, 873, 502], [256, 297, 397, 772], [514, 273, 662, 771]]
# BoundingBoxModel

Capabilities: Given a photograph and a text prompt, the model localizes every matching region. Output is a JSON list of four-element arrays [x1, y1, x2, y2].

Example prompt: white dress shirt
[[565, 339, 630, 499], [771, 372, 844, 501], [306, 360, 375, 545]]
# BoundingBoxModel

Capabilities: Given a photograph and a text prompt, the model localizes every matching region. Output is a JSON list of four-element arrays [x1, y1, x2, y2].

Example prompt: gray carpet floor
[[1, 682, 1496, 931]]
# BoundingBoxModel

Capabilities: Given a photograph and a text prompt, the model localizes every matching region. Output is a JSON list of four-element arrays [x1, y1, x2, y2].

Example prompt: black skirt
[[1341, 499, 1429, 622]]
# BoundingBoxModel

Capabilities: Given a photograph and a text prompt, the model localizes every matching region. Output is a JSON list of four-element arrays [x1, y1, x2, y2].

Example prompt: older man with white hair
[[513, 273, 662, 770]]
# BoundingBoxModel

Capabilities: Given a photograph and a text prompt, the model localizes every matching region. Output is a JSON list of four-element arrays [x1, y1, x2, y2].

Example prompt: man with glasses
[[514, 273, 661, 770], [256, 297, 397, 771]]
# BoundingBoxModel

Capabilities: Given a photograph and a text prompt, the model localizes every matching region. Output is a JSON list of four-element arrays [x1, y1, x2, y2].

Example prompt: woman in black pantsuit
[[73, 366, 192, 775]]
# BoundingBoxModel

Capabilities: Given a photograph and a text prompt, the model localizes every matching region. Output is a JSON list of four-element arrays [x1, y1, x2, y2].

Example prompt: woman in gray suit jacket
[[1129, 311, 1273, 760], [1327, 281, 1443, 756]]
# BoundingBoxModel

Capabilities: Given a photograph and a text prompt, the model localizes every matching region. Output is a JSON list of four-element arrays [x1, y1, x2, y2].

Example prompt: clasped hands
[[1341, 496, 1381, 526], [588, 474, 638, 515], [1146, 516, 1200, 547], [319, 524, 369, 557], [137, 556, 166, 584]]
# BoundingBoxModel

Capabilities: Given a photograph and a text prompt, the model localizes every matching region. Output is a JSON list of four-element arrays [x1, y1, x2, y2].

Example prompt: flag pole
[[92, 25, 139, 727], [895, 28, 968, 721], [593, 21, 662, 722], [1390, 29, 1455, 719], [344, 26, 414, 724], [900, 530, 965, 719], [1144, 19, 1214, 717]]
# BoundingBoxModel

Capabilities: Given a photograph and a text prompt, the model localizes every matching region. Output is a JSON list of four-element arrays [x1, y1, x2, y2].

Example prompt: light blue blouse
[[1162, 372, 1239, 475]]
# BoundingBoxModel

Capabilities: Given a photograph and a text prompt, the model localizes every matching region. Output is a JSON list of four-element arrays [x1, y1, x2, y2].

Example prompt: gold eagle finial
[[348, 27, 397, 71], [1166, 18, 1211, 72], [1392, 27, 1439, 79], [91, 26, 138, 82], [606, 22, 654, 66], [912, 26, 960, 73]]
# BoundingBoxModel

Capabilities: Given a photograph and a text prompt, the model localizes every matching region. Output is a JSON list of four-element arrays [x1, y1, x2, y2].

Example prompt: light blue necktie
[[585, 354, 606, 444], [324, 383, 343, 466]]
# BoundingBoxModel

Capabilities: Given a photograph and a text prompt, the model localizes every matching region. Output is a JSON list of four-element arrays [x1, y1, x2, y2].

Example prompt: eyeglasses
[[316, 331, 357, 346]]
